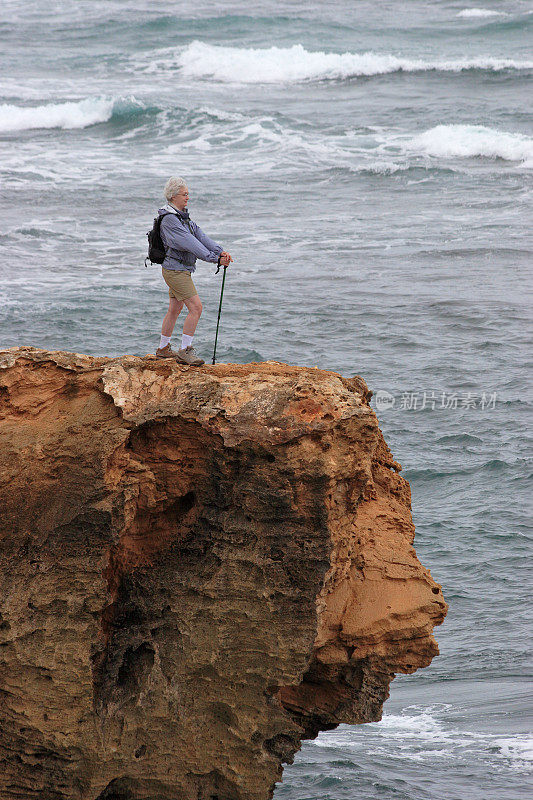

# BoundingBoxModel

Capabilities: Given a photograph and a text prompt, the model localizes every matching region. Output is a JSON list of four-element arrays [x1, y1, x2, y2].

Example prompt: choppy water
[[1, 1, 531, 798]]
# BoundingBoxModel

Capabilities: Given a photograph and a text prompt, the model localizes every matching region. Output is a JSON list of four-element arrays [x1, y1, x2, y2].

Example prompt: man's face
[[171, 187, 189, 210]]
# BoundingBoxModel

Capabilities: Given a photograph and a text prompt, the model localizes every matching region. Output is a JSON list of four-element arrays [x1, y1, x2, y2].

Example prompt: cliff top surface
[[0, 345, 375, 447]]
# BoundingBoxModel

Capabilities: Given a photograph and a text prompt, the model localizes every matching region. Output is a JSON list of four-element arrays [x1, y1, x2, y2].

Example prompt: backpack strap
[[157, 210, 173, 252], [162, 210, 196, 254]]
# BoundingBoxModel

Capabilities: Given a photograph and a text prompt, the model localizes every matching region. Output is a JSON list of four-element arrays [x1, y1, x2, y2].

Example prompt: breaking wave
[[457, 8, 508, 18], [409, 124, 533, 166], [156, 110, 533, 174], [139, 40, 533, 83], [0, 96, 145, 133]]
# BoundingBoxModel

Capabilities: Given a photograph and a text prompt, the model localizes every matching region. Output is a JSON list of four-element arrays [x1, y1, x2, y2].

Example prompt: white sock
[[181, 333, 193, 350], [159, 334, 171, 349]]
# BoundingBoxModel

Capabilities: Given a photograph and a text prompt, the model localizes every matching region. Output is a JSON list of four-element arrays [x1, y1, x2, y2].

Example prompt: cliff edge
[[0, 347, 447, 800]]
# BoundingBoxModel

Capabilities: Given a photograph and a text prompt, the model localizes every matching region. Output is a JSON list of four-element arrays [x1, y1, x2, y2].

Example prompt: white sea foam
[[457, 8, 508, 18], [313, 707, 453, 750], [140, 40, 533, 83], [195, 105, 247, 123], [496, 735, 533, 763], [169, 115, 357, 166], [0, 97, 115, 133], [313, 710, 533, 773], [409, 124, 533, 165]]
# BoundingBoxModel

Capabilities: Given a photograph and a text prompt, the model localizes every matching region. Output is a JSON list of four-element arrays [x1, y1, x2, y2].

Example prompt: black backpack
[[145, 212, 171, 267]]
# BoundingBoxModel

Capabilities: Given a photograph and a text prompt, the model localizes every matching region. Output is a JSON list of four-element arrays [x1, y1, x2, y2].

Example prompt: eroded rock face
[[0, 347, 447, 800]]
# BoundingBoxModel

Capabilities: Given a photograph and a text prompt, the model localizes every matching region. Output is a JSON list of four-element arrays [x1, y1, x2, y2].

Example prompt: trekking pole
[[212, 262, 228, 364]]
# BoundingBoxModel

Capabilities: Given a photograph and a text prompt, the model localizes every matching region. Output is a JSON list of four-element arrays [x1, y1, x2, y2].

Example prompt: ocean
[[0, 1, 531, 798]]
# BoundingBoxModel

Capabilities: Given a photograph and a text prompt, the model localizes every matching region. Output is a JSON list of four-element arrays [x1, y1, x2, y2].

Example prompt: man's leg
[[159, 298, 183, 349], [180, 294, 203, 350]]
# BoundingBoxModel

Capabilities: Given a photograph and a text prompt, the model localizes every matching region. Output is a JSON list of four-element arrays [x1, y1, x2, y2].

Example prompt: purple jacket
[[158, 203, 223, 273]]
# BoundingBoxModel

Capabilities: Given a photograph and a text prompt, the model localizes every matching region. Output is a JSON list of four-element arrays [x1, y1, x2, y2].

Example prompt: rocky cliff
[[0, 347, 447, 800]]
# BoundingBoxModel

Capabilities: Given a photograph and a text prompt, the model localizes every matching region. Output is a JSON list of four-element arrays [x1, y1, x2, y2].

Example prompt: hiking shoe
[[176, 345, 205, 366], [155, 343, 180, 359]]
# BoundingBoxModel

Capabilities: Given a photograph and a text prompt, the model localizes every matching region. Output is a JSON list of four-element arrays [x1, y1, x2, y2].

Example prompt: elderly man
[[155, 176, 233, 365]]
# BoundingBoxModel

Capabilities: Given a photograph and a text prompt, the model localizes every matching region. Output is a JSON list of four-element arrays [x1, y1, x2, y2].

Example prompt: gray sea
[[1, 1, 532, 798]]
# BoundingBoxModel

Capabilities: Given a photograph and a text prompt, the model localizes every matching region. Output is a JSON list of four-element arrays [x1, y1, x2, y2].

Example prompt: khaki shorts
[[162, 267, 198, 301]]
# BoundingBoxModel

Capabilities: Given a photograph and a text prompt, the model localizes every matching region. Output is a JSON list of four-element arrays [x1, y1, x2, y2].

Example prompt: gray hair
[[164, 176, 188, 201]]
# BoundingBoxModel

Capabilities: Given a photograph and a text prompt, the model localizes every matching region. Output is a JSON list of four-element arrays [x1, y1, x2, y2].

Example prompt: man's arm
[[161, 215, 220, 263]]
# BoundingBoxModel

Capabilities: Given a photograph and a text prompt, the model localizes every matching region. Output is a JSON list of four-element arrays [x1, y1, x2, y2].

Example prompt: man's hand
[[220, 251, 233, 266]]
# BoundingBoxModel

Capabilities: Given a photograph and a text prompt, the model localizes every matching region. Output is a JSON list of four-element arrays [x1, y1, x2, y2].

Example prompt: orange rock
[[0, 346, 447, 800]]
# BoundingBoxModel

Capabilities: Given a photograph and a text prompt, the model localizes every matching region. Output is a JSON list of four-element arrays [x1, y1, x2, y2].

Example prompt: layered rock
[[0, 347, 447, 800]]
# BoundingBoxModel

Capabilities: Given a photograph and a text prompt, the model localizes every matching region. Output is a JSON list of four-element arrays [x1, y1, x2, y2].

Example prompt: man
[[155, 176, 233, 365]]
